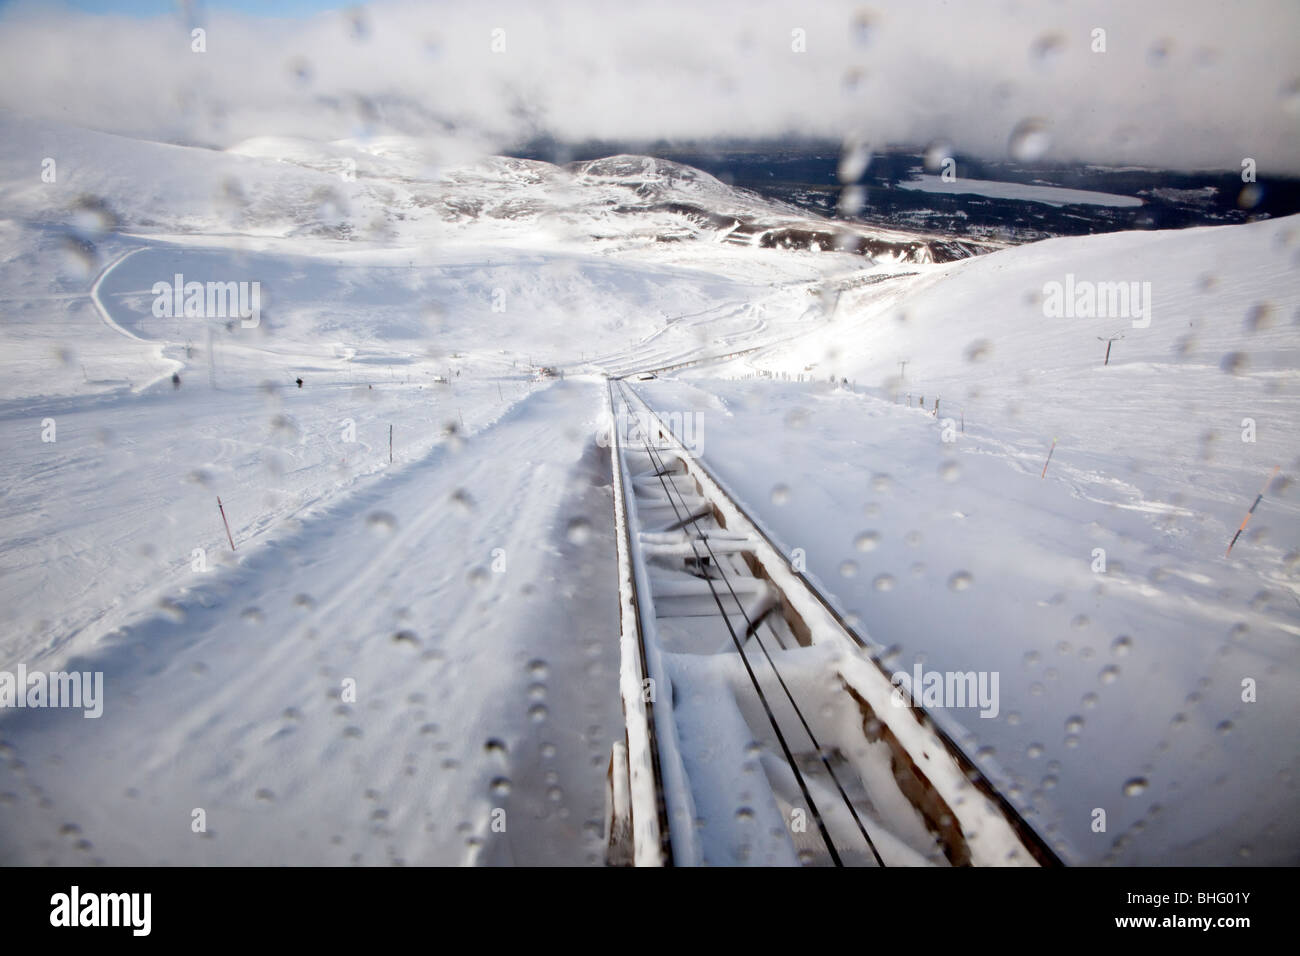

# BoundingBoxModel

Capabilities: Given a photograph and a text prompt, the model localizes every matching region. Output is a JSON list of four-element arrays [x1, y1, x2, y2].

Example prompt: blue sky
[[7, 0, 355, 16]]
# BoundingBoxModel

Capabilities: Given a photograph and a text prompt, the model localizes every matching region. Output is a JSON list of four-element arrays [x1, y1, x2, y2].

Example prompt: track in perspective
[[602, 376, 1063, 867]]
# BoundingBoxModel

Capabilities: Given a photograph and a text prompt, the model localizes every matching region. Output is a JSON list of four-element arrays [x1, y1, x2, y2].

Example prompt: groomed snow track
[[602, 377, 1063, 868]]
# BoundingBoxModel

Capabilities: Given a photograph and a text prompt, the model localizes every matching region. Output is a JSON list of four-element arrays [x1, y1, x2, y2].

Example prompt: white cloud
[[0, 0, 1297, 172]]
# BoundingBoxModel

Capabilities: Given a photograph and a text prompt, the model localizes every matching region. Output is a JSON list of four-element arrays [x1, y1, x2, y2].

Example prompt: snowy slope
[[746, 216, 1300, 602], [0, 104, 1294, 866], [0, 114, 901, 865], [637, 214, 1300, 863], [0, 379, 624, 865]]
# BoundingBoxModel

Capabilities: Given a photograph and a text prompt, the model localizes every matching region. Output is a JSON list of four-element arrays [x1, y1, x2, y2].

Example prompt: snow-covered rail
[[602, 377, 1062, 867]]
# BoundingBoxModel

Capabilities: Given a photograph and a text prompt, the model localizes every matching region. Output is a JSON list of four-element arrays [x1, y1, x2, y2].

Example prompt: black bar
[[1, 866, 1286, 942]]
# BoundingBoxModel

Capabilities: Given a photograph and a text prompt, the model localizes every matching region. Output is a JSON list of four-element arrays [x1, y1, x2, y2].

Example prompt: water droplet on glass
[[71, 195, 118, 238], [157, 598, 186, 622], [60, 235, 98, 278], [366, 511, 398, 535], [1123, 777, 1148, 797], [872, 574, 895, 592], [838, 133, 873, 184], [1219, 351, 1247, 374], [947, 571, 972, 591], [287, 55, 313, 85], [566, 517, 592, 545], [344, 6, 369, 40], [852, 11, 875, 46], [923, 139, 952, 173], [837, 185, 866, 216], [1008, 118, 1051, 160], [1244, 302, 1273, 332], [1031, 33, 1065, 68]]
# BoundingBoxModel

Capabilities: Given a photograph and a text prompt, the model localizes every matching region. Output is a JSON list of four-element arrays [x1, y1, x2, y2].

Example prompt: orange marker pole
[[1226, 465, 1280, 557], [217, 496, 236, 551], [1040, 438, 1058, 478]]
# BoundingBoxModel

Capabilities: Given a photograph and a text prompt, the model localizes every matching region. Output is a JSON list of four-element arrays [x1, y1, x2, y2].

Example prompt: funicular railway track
[[602, 376, 1063, 868]]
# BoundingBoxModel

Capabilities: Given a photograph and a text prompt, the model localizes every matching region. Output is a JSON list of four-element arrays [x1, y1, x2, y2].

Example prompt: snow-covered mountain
[[2, 112, 997, 264], [0, 108, 1295, 867]]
